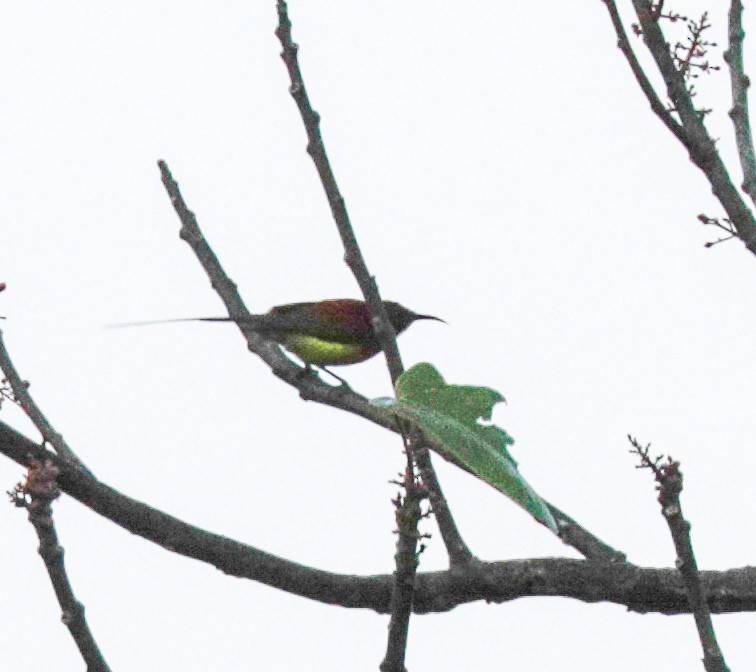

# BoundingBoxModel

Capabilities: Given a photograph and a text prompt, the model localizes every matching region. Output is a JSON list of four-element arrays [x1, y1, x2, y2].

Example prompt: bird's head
[[383, 301, 445, 335]]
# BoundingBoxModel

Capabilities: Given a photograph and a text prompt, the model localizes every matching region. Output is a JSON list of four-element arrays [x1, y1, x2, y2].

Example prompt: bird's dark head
[[383, 301, 445, 335]]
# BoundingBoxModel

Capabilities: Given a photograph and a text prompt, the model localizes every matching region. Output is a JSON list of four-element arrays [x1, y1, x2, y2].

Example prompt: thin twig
[[9, 459, 111, 672], [381, 439, 427, 672], [671, 13, 720, 80], [414, 448, 475, 566], [629, 437, 730, 672], [546, 501, 628, 563], [0, 328, 90, 472], [158, 161, 253, 322], [157, 160, 328, 394], [273, 0, 404, 385], [724, 0, 756, 206], [602, 0, 687, 143]]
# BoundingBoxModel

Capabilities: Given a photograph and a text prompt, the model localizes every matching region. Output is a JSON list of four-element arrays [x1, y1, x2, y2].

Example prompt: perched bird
[[116, 299, 443, 367]]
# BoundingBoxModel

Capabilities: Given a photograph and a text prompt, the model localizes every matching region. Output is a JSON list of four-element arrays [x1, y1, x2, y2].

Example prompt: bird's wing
[[264, 300, 374, 344]]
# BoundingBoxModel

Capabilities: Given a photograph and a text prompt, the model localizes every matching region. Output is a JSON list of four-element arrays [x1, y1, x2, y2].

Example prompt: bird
[[115, 299, 444, 367]]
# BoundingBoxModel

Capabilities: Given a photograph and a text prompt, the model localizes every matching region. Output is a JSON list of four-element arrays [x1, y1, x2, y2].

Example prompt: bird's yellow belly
[[280, 334, 373, 366]]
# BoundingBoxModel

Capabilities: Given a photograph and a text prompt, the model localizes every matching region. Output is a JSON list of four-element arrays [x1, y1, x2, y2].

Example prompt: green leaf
[[386, 363, 557, 533]]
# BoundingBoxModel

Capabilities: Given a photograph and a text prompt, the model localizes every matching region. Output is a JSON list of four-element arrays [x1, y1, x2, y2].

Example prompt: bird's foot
[[294, 363, 352, 391], [318, 366, 352, 389]]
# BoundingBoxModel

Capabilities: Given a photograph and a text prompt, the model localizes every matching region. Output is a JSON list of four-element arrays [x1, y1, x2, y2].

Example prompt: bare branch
[[0, 329, 90, 472], [724, 0, 756, 206], [546, 501, 628, 564], [698, 213, 738, 246], [9, 459, 111, 672], [414, 447, 475, 566], [628, 0, 756, 253], [671, 12, 720, 80], [381, 439, 426, 672], [274, 0, 404, 385], [158, 161, 361, 395], [629, 437, 730, 672]]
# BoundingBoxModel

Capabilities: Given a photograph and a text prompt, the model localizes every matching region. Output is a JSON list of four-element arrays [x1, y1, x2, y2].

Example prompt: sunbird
[[117, 299, 443, 367]]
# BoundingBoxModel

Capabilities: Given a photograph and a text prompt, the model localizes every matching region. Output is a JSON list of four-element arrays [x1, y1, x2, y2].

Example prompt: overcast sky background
[[2, 1, 756, 669]]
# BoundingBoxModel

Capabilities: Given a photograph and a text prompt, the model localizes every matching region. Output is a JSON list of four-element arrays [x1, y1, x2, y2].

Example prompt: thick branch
[[2, 421, 756, 615]]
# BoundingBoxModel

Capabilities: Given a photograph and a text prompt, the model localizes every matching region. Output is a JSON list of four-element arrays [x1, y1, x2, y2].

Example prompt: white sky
[[2, 1, 756, 669]]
